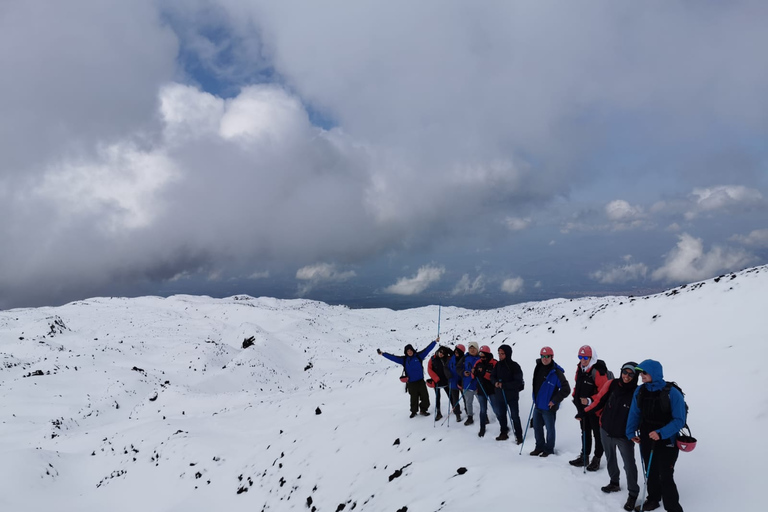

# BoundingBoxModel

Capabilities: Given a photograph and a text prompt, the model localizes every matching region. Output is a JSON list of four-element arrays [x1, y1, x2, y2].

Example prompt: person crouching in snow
[[427, 346, 452, 420], [378, 337, 438, 418], [472, 345, 497, 437]]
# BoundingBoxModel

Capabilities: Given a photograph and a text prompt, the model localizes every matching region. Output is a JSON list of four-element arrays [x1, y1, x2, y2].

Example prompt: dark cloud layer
[[1, 0, 767, 309]]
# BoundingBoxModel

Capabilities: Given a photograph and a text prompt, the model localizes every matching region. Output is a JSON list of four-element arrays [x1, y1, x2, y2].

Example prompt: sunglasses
[[541, 354, 552, 359], [621, 369, 635, 376], [635, 367, 647, 375], [578, 355, 590, 360]]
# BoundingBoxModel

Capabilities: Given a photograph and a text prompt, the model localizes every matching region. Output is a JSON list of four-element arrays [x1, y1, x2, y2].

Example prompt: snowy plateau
[[1, 266, 766, 512]]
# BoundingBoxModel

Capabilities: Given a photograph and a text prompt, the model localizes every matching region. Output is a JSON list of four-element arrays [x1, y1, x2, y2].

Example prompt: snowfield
[[1, 266, 766, 512]]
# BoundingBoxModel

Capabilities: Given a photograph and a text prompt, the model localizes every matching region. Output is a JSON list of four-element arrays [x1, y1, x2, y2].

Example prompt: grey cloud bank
[[1, 0, 767, 309]]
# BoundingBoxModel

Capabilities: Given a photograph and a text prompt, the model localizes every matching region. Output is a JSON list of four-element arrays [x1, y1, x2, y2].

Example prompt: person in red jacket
[[570, 345, 611, 471], [427, 346, 452, 420]]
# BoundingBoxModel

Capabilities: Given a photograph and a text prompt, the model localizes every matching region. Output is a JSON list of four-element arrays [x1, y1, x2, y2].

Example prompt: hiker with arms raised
[[378, 337, 438, 418]]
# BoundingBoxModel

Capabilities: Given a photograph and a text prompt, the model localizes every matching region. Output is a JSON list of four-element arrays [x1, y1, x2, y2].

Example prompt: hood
[[404, 344, 416, 355], [498, 344, 512, 359], [579, 346, 599, 372], [636, 359, 665, 391], [438, 345, 452, 357]]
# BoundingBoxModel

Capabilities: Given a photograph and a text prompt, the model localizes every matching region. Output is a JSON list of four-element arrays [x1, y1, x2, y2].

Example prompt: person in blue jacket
[[626, 359, 686, 512], [447, 344, 465, 422], [378, 338, 438, 418], [530, 346, 570, 457], [460, 342, 481, 425]]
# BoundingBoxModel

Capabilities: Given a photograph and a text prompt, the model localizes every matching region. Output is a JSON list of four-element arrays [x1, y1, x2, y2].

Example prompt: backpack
[[637, 381, 690, 433]]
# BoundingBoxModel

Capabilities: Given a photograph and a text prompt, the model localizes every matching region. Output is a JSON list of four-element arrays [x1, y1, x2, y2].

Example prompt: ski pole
[[436, 304, 441, 338], [519, 400, 535, 455], [441, 387, 466, 427], [639, 443, 655, 511]]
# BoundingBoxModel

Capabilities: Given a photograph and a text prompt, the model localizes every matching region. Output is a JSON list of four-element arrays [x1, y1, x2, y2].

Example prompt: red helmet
[[480, 345, 491, 354], [540, 346, 554, 356], [677, 427, 697, 452], [578, 345, 593, 358], [456, 344, 466, 352]]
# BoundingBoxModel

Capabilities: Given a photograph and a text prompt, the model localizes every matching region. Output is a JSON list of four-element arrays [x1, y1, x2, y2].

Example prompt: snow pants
[[407, 380, 430, 414], [449, 387, 463, 417], [601, 428, 639, 498], [640, 440, 683, 512]]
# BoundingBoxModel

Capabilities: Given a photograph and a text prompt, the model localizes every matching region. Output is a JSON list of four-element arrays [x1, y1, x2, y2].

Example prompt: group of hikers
[[378, 338, 688, 512]]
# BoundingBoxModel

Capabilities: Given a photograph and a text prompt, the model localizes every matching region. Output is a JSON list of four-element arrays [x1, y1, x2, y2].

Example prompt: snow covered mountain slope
[[1, 266, 766, 511]]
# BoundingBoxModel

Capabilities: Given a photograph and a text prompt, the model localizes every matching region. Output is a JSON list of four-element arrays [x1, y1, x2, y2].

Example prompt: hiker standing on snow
[[471, 345, 497, 437], [460, 342, 481, 425], [626, 359, 686, 512], [447, 344, 465, 422], [585, 362, 640, 511], [530, 346, 570, 457], [570, 345, 611, 471], [427, 346, 452, 421], [490, 344, 525, 443], [378, 338, 438, 418]]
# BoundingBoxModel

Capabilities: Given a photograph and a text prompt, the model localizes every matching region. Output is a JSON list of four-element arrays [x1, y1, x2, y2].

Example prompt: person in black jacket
[[570, 344, 611, 471], [490, 344, 525, 443], [472, 345, 497, 438], [585, 362, 640, 512]]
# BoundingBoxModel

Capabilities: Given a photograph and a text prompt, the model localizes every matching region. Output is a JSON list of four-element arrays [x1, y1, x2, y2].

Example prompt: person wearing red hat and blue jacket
[[447, 344, 465, 422], [571, 344, 611, 471], [378, 338, 438, 418], [530, 346, 570, 457], [626, 359, 686, 512]]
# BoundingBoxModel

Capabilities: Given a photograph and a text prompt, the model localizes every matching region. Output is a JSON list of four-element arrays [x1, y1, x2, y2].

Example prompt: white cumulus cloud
[[505, 216, 531, 231], [500, 277, 524, 294], [296, 263, 356, 295], [651, 233, 756, 283], [590, 261, 649, 284], [730, 228, 768, 247], [384, 265, 445, 295], [451, 274, 486, 295], [685, 185, 764, 220]]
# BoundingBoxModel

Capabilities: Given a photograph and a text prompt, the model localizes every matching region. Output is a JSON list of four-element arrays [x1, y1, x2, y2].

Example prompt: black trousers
[[407, 380, 430, 414], [640, 440, 683, 512], [580, 411, 604, 458]]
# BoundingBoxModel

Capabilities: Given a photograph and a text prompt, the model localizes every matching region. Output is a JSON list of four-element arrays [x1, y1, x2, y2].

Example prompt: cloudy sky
[[2, 0, 767, 310]]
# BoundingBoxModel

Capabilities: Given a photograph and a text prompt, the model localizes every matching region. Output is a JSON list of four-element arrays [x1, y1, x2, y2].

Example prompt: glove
[[377, 348, 382, 355]]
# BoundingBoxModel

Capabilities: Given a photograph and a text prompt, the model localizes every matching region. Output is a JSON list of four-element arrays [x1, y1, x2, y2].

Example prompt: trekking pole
[[519, 400, 535, 455], [436, 304, 441, 338], [582, 426, 587, 474], [639, 443, 655, 511], [501, 389, 516, 439], [441, 388, 466, 427]]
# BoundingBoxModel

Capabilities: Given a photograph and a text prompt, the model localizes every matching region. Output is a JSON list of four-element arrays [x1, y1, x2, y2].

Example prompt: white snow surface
[[1, 266, 766, 512]]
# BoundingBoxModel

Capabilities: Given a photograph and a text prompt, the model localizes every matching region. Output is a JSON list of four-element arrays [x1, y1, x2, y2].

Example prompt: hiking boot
[[435, 412, 443, 421], [569, 455, 585, 467], [529, 449, 542, 456], [623, 496, 637, 511], [478, 425, 486, 437], [586, 456, 601, 472], [455, 413, 462, 422], [495, 432, 509, 441], [409, 412, 417, 418], [538, 451, 549, 457], [464, 415, 474, 426], [420, 411, 430, 416], [601, 482, 621, 493], [515, 436, 523, 445], [634, 499, 660, 511]]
